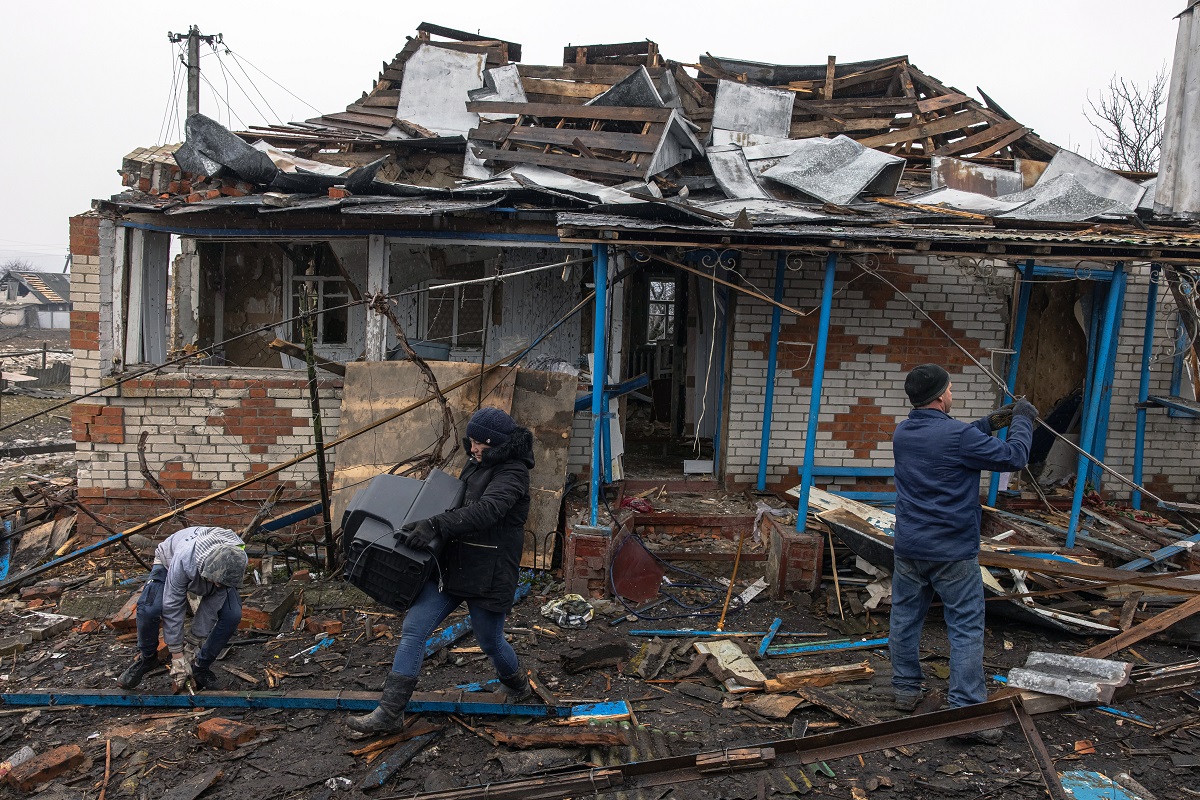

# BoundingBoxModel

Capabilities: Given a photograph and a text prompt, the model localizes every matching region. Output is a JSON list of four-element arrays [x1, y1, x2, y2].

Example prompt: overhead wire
[[217, 43, 283, 126], [221, 46, 323, 116]]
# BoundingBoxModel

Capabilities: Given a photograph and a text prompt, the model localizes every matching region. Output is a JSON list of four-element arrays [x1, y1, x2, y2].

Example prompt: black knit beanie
[[905, 364, 951, 407], [466, 407, 516, 446]]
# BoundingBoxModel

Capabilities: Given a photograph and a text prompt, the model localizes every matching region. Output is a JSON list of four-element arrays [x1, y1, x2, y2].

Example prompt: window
[[424, 282, 486, 348], [647, 279, 675, 342], [290, 254, 350, 346]]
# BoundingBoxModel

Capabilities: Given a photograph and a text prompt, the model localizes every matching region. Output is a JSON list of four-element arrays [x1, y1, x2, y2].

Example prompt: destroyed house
[[70, 23, 1200, 572], [1, 270, 71, 329]]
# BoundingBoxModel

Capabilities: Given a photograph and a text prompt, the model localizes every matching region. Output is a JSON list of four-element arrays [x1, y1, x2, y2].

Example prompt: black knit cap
[[905, 364, 951, 407], [466, 407, 516, 446]]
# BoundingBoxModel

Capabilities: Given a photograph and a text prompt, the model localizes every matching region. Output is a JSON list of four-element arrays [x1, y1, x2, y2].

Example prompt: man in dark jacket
[[889, 364, 1036, 740], [347, 406, 534, 734]]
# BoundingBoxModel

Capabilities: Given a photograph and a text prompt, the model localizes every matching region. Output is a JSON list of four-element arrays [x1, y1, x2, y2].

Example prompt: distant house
[[0, 271, 71, 329]]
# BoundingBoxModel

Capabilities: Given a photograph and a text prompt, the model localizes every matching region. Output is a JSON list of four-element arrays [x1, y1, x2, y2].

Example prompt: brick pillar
[[766, 517, 824, 597], [562, 522, 615, 598]]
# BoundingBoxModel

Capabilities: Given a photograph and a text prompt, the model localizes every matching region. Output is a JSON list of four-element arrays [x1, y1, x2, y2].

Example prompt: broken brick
[[75, 620, 102, 634], [197, 718, 257, 750], [305, 618, 343, 635], [108, 592, 140, 631], [291, 570, 312, 583], [20, 582, 64, 602], [328, 187, 350, 199], [6, 745, 85, 791]]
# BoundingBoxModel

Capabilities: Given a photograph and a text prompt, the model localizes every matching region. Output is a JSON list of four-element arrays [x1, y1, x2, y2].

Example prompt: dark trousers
[[135, 564, 242, 669]]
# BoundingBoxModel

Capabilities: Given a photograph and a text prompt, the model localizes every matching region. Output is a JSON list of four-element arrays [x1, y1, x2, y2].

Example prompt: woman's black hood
[[462, 425, 535, 469]]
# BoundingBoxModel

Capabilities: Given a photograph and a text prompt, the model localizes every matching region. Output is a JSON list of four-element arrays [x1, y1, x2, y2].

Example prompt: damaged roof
[[99, 23, 1200, 260]]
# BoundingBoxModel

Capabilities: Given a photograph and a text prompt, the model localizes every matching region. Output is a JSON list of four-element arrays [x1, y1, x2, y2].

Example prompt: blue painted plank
[[1059, 770, 1144, 800], [259, 501, 323, 532], [628, 630, 822, 638], [1119, 531, 1200, 571], [766, 637, 888, 657], [758, 618, 783, 657], [0, 690, 575, 717]]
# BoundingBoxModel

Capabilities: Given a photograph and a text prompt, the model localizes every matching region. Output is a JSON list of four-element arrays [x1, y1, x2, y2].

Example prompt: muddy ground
[[2, 531, 1197, 800], [0, 328, 73, 493]]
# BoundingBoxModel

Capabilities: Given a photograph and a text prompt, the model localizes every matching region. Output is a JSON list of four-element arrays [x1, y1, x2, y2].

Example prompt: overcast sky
[[0, 1, 1182, 271]]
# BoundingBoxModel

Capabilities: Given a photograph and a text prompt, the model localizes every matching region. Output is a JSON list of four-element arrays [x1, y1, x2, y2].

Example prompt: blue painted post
[[601, 393, 613, 484], [1089, 273, 1127, 486], [1133, 264, 1161, 509], [988, 259, 1035, 507], [797, 253, 838, 532], [758, 254, 788, 491], [590, 244, 609, 527], [1067, 263, 1126, 546]]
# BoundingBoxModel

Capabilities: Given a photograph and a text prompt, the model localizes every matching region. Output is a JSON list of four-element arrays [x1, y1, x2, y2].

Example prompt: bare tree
[[0, 258, 33, 284], [1085, 68, 1169, 172]]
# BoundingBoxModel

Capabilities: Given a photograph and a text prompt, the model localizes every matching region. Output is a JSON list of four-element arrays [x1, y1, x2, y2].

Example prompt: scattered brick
[[197, 718, 257, 750], [328, 187, 350, 199], [75, 620, 102, 634], [291, 570, 312, 583], [6, 745, 85, 791], [20, 582, 65, 602], [305, 618, 343, 635], [108, 592, 141, 631]]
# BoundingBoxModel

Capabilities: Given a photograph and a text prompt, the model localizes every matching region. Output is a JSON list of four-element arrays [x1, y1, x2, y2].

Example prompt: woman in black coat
[[347, 407, 534, 734]]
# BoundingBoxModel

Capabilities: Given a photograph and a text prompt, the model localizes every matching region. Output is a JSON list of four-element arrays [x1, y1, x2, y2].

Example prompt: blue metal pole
[[590, 244, 609, 527], [758, 254, 788, 491], [988, 259, 1035, 507], [798, 253, 837, 532], [1133, 264, 1161, 509], [1067, 263, 1126, 546], [1090, 273, 1127, 485]]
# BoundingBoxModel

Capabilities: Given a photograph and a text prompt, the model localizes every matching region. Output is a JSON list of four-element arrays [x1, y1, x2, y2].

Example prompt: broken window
[[118, 228, 171, 367], [647, 280, 676, 343], [291, 273, 350, 347], [423, 281, 486, 348]]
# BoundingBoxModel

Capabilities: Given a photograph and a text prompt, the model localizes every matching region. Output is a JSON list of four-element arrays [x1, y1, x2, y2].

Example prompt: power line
[[222, 46, 322, 116]]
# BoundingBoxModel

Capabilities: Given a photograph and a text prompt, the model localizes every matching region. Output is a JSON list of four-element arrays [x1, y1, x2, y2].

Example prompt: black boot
[[499, 669, 532, 703], [191, 663, 219, 691], [117, 656, 155, 690], [346, 672, 417, 734]]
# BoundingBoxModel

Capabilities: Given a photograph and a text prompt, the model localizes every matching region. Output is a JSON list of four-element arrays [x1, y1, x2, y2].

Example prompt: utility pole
[[168, 25, 222, 118]]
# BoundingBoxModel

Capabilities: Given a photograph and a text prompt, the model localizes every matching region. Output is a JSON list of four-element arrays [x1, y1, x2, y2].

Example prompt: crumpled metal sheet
[[1005, 651, 1132, 703], [707, 146, 770, 200], [760, 135, 905, 205], [997, 174, 1129, 221], [906, 186, 1031, 215], [1034, 149, 1146, 211], [712, 79, 795, 139], [930, 156, 1026, 197], [339, 196, 504, 216], [586, 66, 667, 108], [394, 43, 486, 137], [174, 113, 279, 185], [698, 198, 826, 225], [1156, 2, 1200, 218]]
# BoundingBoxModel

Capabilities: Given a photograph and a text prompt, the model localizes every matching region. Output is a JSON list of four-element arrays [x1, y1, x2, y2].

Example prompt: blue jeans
[[391, 579, 518, 680], [135, 564, 242, 669], [889, 555, 986, 707]]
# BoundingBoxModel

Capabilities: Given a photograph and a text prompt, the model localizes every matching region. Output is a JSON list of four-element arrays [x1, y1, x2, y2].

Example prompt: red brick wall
[[766, 517, 824, 596], [69, 214, 100, 257], [71, 403, 125, 445]]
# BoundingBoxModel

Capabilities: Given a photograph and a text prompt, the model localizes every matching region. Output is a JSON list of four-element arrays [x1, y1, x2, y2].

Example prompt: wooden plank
[[518, 63, 640, 83], [931, 119, 1023, 157], [794, 685, 917, 756], [562, 41, 657, 63], [465, 101, 672, 122], [857, 108, 989, 147], [520, 78, 611, 99], [977, 551, 1200, 595], [1078, 594, 1200, 660], [763, 661, 875, 693], [482, 148, 647, 178], [503, 126, 659, 153], [974, 124, 1031, 159], [416, 22, 521, 62], [823, 56, 836, 100], [916, 93, 971, 114], [485, 727, 631, 749], [360, 90, 402, 107]]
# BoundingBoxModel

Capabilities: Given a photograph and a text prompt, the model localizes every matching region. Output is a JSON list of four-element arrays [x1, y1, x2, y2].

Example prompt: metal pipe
[[1133, 264, 1162, 509], [712, 280, 730, 476], [1068, 263, 1127, 545], [758, 254, 788, 491], [988, 259, 1034, 506], [590, 244, 609, 527], [797, 254, 837, 532]]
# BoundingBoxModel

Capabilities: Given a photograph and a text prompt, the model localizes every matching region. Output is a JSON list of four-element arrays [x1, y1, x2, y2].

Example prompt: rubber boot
[[499, 668, 532, 703], [117, 656, 155, 690], [191, 662, 219, 691], [346, 672, 417, 734]]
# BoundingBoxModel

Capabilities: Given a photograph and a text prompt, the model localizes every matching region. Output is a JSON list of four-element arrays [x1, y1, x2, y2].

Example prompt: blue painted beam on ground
[[766, 637, 889, 657], [0, 689, 576, 717], [629, 630, 823, 638], [758, 618, 783, 657], [1059, 770, 1145, 800], [260, 501, 323, 532], [1119, 531, 1200, 571]]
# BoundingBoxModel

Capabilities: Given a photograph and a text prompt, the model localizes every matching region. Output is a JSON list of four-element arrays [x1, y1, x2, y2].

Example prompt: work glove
[[986, 404, 1014, 431], [168, 655, 193, 686], [398, 519, 437, 550], [1012, 398, 1039, 421]]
